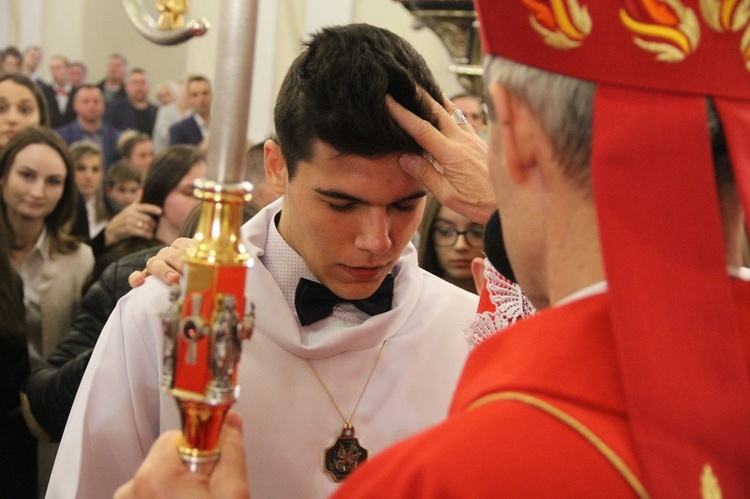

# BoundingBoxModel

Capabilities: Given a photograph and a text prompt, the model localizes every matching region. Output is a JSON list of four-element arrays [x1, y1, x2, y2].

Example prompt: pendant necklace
[[306, 339, 388, 482]]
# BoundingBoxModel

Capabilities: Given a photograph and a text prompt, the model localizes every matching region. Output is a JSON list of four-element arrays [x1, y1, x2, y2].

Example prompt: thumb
[[133, 189, 143, 205], [209, 411, 249, 497], [398, 154, 444, 190]]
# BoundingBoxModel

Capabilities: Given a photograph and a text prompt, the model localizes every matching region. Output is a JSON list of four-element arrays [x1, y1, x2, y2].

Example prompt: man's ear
[[264, 140, 288, 195], [488, 83, 536, 185], [471, 256, 486, 295]]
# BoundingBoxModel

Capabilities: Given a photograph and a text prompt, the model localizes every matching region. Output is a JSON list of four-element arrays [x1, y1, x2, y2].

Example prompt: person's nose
[[355, 208, 392, 255], [453, 232, 470, 251], [5, 107, 21, 124], [29, 179, 46, 198]]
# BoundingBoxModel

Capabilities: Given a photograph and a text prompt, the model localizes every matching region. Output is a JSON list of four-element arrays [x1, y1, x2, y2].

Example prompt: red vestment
[[334, 280, 750, 497]]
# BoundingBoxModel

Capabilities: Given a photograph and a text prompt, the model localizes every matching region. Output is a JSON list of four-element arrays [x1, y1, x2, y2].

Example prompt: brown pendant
[[323, 424, 368, 482]]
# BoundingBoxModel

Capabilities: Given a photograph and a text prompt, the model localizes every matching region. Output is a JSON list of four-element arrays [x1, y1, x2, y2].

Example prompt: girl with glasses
[[417, 195, 485, 293]]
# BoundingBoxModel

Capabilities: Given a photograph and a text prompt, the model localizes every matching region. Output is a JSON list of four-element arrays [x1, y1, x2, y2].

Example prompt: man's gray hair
[[483, 55, 595, 188]]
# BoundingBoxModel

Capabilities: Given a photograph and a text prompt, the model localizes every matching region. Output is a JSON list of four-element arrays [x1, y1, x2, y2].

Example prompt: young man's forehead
[[306, 139, 413, 164]]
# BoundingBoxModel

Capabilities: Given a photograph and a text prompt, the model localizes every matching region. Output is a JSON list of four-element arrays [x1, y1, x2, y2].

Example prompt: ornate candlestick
[[123, 0, 259, 473]]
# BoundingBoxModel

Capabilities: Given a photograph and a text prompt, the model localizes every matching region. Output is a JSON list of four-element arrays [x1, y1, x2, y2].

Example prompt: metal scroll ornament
[[396, 0, 482, 97], [123, 0, 259, 474], [123, 0, 209, 45]]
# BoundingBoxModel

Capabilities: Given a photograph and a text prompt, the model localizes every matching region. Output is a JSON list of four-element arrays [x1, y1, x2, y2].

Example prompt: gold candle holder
[[161, 180, 255, 474], [123, 0, 262, 475]]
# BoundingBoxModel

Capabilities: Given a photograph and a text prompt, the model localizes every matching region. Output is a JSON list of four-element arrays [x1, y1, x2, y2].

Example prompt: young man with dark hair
[[49, 24, 478, 499]]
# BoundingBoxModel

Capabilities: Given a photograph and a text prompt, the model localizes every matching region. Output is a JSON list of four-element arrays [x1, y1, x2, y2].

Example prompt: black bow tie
[[294, 275, 394, 326]]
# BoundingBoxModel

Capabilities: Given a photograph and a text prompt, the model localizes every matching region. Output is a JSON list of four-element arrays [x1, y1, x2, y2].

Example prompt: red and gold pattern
[[620, 0, 700, 61], [700, 0, 750, 32], [474, 0, 750, 496], [700, 0, 750, 69], [742, 27, 750, 68], [522, 0, 592, 49]]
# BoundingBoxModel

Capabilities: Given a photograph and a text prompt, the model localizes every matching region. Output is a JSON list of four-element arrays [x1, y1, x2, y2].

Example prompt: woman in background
[[0, 213, 36, 498], [417, 195, 485, 293], [0, 126, 93, 495], [93, 144, 206, 280], [0, 46, 22, 74], [154, 80, 179, 107], [1, 127, 93, 364], [0, 73, 49, 154]]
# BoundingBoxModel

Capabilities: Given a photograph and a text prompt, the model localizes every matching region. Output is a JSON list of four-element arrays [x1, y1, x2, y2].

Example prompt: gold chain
[[306, 340, 388, 427]]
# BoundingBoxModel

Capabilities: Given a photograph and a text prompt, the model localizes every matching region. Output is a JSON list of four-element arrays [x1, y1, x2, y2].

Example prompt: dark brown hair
[[140, 145, 205, 211], [274, 24, 443, 178], [0, 126, 80, 254], [0, 72, 50, 127], [416, 195, 445, 277]]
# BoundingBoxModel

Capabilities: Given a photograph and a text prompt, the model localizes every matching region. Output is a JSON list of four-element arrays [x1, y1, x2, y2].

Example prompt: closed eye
[[391, 202, 419, 213], [327, 202, 357, 212]]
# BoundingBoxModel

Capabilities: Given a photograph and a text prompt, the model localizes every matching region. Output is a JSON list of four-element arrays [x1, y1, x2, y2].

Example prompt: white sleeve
[[46, 280, 167, 498]]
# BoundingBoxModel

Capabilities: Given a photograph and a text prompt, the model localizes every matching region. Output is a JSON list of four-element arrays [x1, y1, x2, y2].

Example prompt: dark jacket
[[103, 97, 158, 136], [40, 82, 78, 128], [68, 192, 122, 259], [93, 236, 164, 283], [0, 269, 37, 497], [21, 245, 164, 441], [96, 80, 127, 103], [55, 120, 122, 168], [169, 115, 204, 146]]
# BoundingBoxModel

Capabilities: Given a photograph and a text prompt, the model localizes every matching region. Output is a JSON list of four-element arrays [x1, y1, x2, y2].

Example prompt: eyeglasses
[[432, 225, 484, 247]]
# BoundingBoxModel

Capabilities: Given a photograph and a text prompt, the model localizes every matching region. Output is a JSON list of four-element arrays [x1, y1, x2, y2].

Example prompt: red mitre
[[475, 1, 750, 497]]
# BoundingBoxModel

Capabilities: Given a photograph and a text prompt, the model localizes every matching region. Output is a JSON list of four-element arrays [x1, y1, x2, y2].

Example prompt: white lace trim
[[463, 259, 536, 350]]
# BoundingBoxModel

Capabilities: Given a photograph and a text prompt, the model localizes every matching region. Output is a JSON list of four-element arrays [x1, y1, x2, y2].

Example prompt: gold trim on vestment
[[467, 391, 649, 499]]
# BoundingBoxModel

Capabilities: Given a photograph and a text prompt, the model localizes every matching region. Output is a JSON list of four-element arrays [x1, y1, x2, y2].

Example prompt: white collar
[[555, 281, 608, 306], [555, 266, 750, 307], [23, 225, 49, 266], [729, 266, 750, 281], [33, 225, 48, 254], [241, 199, 421, 359], [261, 211, 324, 309]]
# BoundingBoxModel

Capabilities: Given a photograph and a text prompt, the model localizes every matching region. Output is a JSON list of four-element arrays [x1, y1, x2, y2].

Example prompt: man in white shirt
[[49, 24, 479, 499]]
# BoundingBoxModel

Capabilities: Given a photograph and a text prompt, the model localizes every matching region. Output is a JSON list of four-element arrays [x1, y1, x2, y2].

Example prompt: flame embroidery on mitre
[[700, 0, 750, 31], [700, 0, 750, 70], [700, 464, 722, 499], [620, 0, 701, 62], [742, 27, 750, 69], [522, 0, 592, 49]]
